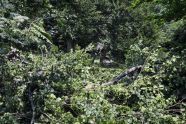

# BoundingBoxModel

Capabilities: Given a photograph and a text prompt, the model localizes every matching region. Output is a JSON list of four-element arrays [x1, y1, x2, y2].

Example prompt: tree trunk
[[67, 40, 72, 52]]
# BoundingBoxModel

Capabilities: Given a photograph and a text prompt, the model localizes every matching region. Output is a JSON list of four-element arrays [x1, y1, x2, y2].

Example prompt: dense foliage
[[0, 0, 186, 123]]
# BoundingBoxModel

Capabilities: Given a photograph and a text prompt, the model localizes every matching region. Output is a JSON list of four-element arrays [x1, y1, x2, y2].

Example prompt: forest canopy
[[0, 0, 186, 123]]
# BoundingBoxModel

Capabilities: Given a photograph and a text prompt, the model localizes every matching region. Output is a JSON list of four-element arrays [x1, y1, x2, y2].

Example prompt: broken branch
[[101, 65, 143, 86], [85, 65, 143, 90]]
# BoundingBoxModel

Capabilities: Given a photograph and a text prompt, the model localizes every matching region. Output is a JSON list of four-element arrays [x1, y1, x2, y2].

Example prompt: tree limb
[[85, 65, 143, 90], [101, 65, 143, 86]]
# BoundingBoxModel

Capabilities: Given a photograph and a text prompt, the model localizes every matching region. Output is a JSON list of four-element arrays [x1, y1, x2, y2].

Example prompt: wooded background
[[0, 0, 186, 123]]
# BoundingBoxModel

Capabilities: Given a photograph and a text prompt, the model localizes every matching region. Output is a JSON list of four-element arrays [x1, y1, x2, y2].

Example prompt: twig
[[41, 112, 53, 121], [165, 109, 185, 113], [168, 98, 186, 109], [13, 113, 31, 120]]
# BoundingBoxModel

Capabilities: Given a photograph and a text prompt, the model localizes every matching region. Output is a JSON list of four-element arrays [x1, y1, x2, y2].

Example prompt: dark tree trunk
[[66, 40, 73, 52]]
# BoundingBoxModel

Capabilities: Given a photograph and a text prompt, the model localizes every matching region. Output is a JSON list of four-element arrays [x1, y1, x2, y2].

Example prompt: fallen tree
[[101, 65, 143, 86], [85, 65, 143, 90]]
